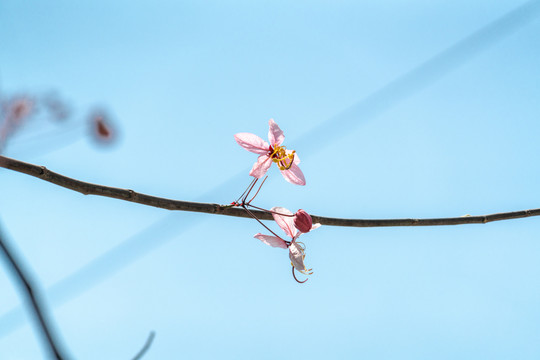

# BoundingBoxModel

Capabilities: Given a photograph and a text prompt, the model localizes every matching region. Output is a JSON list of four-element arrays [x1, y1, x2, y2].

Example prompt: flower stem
[[241, 205, 289, 245], [245, 176, 267, 205], [234, 178, 258, 205], [292, 266, 308, 283], [245, 204, 294, 217]]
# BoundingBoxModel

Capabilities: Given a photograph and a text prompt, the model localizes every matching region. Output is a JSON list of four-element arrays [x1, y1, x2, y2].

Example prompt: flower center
[[269, 144, 295, 171]]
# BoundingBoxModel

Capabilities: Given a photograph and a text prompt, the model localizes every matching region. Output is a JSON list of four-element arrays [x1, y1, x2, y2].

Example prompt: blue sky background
[[1, 0, 540, 359]]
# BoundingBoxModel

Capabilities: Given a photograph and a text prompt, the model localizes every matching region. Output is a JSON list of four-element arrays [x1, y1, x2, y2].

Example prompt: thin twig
[[246, 176, 267, 204], [1, 155, 540, 227], [235, 177, 257, 205], [0, 221, 68, 360], [241, 205, 288, 242], [131, 331, 156, 360]]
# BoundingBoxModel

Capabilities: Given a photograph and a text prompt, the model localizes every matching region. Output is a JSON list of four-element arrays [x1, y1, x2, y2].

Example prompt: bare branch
[[1, 155, 539, 227], [131, 331, 156, 360], [0, 221, 69, 360]]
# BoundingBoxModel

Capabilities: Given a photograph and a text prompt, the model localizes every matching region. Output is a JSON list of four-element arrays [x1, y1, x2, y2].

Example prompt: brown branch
[[0, 221, 69, 360], [1, 155, 539, 227]]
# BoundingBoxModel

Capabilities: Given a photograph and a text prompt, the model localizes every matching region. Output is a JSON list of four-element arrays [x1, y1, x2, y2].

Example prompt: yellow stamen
[[270, 145, 296, 170], [290, 261, 313, 275]]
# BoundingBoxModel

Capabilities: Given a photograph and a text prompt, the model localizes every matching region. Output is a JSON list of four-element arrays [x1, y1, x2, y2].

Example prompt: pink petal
[[289, 241, 311, 273], [249, 155, 272, 178], [270, 206, 296, 238], [280, 163, 306, 186], [234, 133, 270, 154], [292, 222, 320, 241], [254, 233, 288, 249], [268, 119, 284, 146]]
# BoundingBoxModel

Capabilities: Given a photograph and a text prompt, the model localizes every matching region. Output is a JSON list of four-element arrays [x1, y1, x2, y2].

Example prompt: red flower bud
[[294, 209, 313, 233]]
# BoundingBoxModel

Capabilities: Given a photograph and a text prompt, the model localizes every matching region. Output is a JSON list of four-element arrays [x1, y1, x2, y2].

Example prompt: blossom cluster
[[234, 119, 320, 283], [0, 92, 117, 154]]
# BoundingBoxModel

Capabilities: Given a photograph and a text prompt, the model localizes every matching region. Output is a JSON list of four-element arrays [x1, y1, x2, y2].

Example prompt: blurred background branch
[[0, 220, 69, 360], [131, 331, 155, 360]]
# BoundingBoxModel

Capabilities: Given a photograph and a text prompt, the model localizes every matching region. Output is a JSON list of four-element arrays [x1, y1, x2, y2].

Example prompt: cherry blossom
[[254, 207, 320, 279], [234, 119, 306, 185]]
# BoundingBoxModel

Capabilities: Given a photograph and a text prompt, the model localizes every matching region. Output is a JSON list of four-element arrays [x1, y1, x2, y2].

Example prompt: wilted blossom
[[234, 119, 306, 185], [254, 206, 320, 276], [294, 209, 313, 233]]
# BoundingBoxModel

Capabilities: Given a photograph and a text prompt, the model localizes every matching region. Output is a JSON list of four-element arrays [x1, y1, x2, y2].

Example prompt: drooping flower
[[234, 119, 306, 186], [254, 206, 320, 277]]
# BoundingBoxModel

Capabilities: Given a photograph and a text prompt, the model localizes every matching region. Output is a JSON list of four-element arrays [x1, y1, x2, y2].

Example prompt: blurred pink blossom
[[0, 97, 34, 151], [88, 110, 116, 145]]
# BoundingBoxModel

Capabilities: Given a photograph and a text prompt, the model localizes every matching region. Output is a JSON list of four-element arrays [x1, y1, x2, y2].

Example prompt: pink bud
[[294, 209, 313, 233]]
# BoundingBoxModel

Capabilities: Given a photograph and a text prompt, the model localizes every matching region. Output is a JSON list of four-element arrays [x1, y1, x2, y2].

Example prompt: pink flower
[[234, 119, 306, 186], [254, 206, 321, 275]]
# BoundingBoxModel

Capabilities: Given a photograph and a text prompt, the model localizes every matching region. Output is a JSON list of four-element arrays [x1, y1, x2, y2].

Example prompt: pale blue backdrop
[[1, 1, 540, 359]]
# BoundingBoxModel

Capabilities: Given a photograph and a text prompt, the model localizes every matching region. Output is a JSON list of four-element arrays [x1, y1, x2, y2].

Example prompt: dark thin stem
[[292, 266, 308, 284], [235, 178, 257, 205], [2, 155, 540, 228], [246, 176, 267, 204], [131, 331, 156, 360], [241, 177, 258, 204], [245, 204, 294, 217], [0, 223, 68, 360], [241, 205, 289, 243]]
